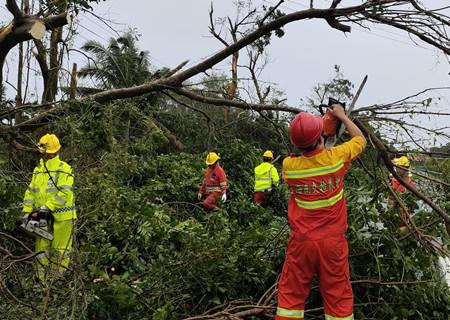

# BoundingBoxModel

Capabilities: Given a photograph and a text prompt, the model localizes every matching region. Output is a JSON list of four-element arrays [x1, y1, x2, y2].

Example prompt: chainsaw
[[319, 97, 346, 138], [18, 208, 54, 241]]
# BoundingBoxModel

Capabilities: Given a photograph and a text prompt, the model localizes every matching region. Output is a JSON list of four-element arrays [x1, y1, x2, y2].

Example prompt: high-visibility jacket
[[199, 164, 227, 195], [282, 136, 366, 239], [254, 162, 279, 192], [22, 155, 76, 222]]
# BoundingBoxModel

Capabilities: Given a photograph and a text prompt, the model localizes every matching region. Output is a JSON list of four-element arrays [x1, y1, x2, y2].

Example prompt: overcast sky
[[71, 0, 449, 107], [1, 0, 449, 144]]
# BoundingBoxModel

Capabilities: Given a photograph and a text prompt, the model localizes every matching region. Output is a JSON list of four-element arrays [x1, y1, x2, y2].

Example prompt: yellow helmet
[[394, 156, 410, 167], [263, 150, 274, 159], [205, 152, 220, 165], [37, 133, 61, 154]]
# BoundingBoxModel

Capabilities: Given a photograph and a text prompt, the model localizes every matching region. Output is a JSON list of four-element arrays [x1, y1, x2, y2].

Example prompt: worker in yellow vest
[[21, 134, 76, 285], [253, 150, 280, 206]]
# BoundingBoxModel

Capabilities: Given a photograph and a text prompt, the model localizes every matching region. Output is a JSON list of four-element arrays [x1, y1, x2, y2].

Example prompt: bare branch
[[409, 0, 450, 28], [330, 0, 342, 9], [404, 166, 450, 187], [259, 0, 284, 27], [163, 92, 213, 124], [162, 60, 189, 78], [326, 17, 351, 32], [6, 0, 22, 18], [208, 4, 229, 47], [363, 11, 450, 55], [174, 88, 301, 113]]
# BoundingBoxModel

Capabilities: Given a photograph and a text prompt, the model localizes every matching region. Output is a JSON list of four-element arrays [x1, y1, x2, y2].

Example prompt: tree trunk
[[33, 39, 50, 102], [14, 0, 30, 124], [69, 63, 77, 99], [224, 30, 239, 123], [44, 28, 61, 102], [15, 41, 24, 124]]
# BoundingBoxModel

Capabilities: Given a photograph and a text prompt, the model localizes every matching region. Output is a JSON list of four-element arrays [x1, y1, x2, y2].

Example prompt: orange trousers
[[253, 191, 269, 206], [202, 192, 222, 210], [276, 233, 353, 320]]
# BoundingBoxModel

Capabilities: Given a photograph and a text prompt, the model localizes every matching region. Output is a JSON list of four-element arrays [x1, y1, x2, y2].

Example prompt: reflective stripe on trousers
[[325, 314, 354, 320], [276, 307, 304, 319]]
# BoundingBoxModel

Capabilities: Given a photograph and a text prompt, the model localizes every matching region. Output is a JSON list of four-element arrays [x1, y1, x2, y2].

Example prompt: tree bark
[[33, 39, 50, 102], [45, 28, 60, 102], [69, 63, 77, 99], [14, 0, 31, 124], [15, 42, 24, 124]]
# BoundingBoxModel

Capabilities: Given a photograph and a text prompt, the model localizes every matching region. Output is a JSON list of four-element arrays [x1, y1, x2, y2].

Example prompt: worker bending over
[[253, 150, 279, 206], [198, 152, 227, 211], [276, 105, 366, 320], [22, 134, 76, 285]]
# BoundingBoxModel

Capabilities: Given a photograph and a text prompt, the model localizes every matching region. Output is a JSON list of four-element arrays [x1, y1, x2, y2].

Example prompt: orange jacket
[[392, 177, 415, 193], [282, 136, 366, 239], [199, 164, 227, 195]]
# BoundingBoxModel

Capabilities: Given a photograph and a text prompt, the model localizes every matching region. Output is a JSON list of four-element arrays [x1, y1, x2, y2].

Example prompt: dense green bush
[[1, 99, 449, 319]]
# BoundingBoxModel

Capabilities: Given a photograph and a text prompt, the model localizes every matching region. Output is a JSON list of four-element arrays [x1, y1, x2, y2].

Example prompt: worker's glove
[[197, 193, 202, 201], [221, 193, 227, 203], [16, 214, 28, 226]]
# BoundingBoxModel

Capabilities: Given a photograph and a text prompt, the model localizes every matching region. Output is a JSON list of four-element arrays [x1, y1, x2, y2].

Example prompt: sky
[[69, 0, 449, 107], [1, 0, 449, 144]]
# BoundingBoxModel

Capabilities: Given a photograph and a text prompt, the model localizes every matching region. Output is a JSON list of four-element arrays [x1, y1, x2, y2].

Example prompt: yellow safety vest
[[22, 155, 76, 221], [254, 162, 279, 192]]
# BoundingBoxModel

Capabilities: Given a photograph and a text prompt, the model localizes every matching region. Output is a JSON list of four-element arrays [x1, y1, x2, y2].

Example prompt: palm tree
[[78, 32, 185, 150], [79, 32, 151, 89]]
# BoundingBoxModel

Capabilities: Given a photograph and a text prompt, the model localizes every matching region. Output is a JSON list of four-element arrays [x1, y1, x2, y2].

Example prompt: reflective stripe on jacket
[[22, 155, 76, 221], [254, 162, 279, 192], [199, 164, 227, 195]]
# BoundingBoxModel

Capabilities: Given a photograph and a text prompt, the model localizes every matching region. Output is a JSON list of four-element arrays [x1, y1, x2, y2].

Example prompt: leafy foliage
[[0, 36, 449, 320], [79, 32, 152, 89]]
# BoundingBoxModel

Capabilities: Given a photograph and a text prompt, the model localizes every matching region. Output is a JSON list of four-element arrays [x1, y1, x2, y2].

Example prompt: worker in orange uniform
[[276, 104, 366, 320], [198, 152, 227, 211], [254, 150, 279, 206], [389, 155, 415, 231]]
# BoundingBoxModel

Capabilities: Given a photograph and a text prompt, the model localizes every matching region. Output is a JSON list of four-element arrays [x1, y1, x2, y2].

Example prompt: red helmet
[[290, 112, 323, 149]]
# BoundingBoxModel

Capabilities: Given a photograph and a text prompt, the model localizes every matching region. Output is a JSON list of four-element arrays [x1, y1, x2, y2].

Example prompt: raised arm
[[330, 104, 365, 142]]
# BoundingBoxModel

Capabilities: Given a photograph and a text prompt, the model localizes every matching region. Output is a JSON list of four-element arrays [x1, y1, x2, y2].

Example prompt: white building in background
[[438, 256, 450, 286]]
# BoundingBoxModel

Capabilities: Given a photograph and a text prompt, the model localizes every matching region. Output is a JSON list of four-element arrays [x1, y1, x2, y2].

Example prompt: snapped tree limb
[[0, 2, 72, 89]]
